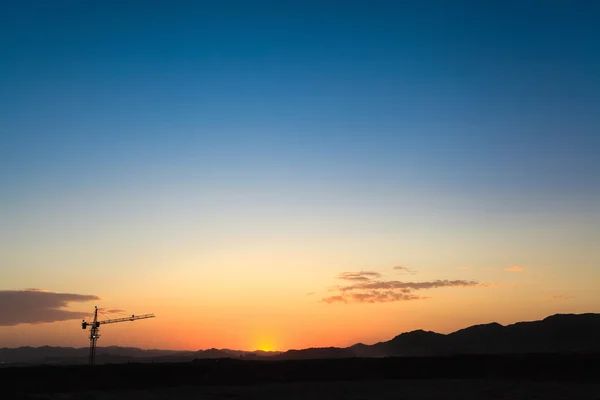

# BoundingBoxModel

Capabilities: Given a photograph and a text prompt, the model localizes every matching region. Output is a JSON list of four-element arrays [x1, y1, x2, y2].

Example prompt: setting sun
[[255, 339, 278, 352]]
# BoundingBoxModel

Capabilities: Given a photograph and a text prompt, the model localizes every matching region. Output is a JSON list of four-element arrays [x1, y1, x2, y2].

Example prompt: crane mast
[[82, 306, 155, 365]]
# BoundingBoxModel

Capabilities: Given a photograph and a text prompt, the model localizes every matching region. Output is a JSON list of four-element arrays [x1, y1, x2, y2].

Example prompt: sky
[[1, 0, 599, 351]]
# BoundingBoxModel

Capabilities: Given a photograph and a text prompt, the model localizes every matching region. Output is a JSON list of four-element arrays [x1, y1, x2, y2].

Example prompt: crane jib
[[81, 306, 155, 365]]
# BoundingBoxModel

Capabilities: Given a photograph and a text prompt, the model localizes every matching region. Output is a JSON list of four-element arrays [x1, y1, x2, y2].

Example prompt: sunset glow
[[256, 342, 277, 352], [1, 1, 599, 352]]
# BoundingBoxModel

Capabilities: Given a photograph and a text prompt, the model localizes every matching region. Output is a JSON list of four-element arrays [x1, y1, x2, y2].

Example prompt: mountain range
[[2, 313, 599, 366]]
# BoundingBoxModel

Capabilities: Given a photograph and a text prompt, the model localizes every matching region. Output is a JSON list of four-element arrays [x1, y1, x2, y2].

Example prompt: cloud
[[504, 266, 525, 272], [338, 271, 382, 281], [322, 295, 347, 304], [322, 270, 482, 304], [456, 266, 472, 269], [337, 279, 481, 293], [0, 290, 100, 326], [392, 266, 416, 274], [550, 295, 575, 301], [348, 291, 424, 303], [306, 292, 315, 296], [98, 308, 125, 314]]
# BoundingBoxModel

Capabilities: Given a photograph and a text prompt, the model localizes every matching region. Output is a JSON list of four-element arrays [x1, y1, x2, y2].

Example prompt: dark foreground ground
[[10, 380, 600, 400], [3, 353, 600, 399]]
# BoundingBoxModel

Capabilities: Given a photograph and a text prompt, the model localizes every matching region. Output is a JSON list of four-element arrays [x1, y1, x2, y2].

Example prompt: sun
[[251, 331, 279, 352], [257, 343, 274, 352], [255, 339, 278, 352]]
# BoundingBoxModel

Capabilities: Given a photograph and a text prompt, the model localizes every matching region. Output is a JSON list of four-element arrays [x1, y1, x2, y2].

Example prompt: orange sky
[[1, 261, 597, 351]]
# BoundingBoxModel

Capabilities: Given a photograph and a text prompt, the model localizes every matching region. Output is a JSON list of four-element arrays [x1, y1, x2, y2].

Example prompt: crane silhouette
[[82, 306, 155, 365]]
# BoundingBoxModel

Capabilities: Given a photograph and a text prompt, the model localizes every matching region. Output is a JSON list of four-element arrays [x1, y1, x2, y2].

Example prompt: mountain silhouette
[[2, 313, 599, 365], [279, 313, 600, 359]]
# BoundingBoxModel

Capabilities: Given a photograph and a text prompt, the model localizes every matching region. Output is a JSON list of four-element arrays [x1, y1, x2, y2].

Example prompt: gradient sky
[[1, 1, 599, 351]]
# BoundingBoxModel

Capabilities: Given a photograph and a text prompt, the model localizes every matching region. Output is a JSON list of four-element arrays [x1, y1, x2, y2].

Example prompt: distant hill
[[0, 346, 186, 365], [0, 346, 282, 366], [1, 313, 599, 366], [277, 313, 600, 360]]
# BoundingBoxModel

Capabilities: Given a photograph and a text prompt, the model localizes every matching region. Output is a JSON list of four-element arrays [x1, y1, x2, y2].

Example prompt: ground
[[18, 379, 600, 400]]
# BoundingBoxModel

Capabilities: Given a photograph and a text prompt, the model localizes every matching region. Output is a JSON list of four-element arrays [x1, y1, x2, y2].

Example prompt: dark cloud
[[0, 290, 100, 326], [322, 270, 482, 304], [338, 271, 382, 281]]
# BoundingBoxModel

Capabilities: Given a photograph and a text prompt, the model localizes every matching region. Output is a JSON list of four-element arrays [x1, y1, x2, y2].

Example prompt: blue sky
[[2, 1, 599, 202], [0, 1, 599, 348]]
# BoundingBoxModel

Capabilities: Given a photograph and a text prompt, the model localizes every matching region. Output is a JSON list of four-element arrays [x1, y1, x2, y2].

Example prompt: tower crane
[[82, 306, 155, 365]]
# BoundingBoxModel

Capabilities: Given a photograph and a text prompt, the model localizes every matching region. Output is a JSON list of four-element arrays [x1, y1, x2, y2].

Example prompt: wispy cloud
[[322, 270, 482, 304], [98, 307, 125, 314], [504, 266, 525, 272], [338, 271, 382, 281], [550, 295, 575, 301], [306, 292, 315, 296], [347, 292, 425, 303], [322, 295, 347, 304], [456, 266, 472, 269], [337, 279, 481, 293], [0, 290, 100, 326], [392, 266, 416, 274]]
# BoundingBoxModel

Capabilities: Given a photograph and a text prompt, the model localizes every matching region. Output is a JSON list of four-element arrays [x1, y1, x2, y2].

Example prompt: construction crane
[[82, 306, 155, 365]]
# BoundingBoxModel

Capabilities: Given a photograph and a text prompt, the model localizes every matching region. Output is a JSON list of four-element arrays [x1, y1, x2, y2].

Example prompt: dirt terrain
[[17, 379, 600, 400]]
